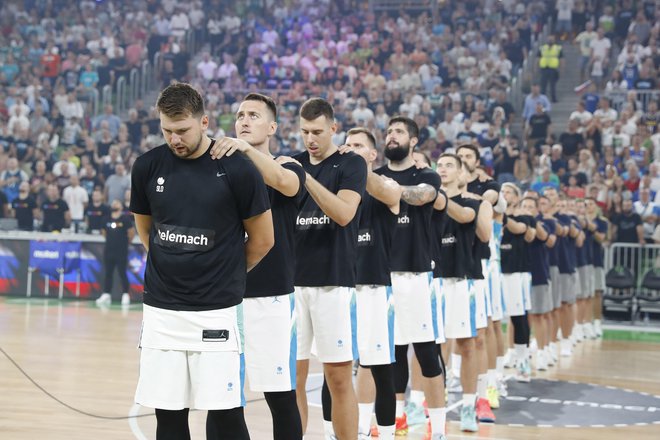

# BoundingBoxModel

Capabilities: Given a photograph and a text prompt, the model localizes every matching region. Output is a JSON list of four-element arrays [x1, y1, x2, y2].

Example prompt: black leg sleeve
[[155, 408, 191, 440], [264, 391, 303, 440]]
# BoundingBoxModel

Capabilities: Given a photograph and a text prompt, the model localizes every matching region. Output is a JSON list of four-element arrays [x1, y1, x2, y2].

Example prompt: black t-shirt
[[501, 214, 528, 274], [433, 195, 478, 279], [0, 190, 7, 218], [104, 214, 132, 255], [528, 113, 551, 139], [293, 150, 367, 287], [0, 134, 12, 152], [519, 215, 536, 272], [467, 177, 500, 261], [356, 191, 397, 286], [529, 217, 552, 285], [11, 195, 35, 230], [375, 165, 440, 272], [130, 143, 270, 312], [86, 203, 110, 231], [41, 199, 69, 232], [559, 132, 583, 157], [561, 171, 588, 187], [246, 161, 306, 297], [612, 212, 642, 243], [544, 217, 559, 267], [577, 225, 594, 267]]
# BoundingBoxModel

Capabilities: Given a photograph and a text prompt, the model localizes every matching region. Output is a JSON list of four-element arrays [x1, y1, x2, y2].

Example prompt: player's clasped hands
[[210, 137, 251, 160]]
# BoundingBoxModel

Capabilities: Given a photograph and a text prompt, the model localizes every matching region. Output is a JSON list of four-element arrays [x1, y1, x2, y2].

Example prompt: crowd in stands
[[0, 0, 659, 249]]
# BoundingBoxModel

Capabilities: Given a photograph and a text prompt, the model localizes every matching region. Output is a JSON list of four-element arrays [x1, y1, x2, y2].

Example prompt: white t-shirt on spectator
[[8, 114, 30, 133], [352, 107, 374, 124], [9, 102, 30, 117], [556, 0, 574, 21], [170, 13, 190, 37], [262, 29, 279, 47], [52, 160, 78, 177], [569, 110, 593, 125], [63, 185, 88, 221], [593, 108, 617, 123], [590, 37, 611, 60], [197, 60, 218, 81], [634, 200, 657, 237], [217, 62, 238, 80], [399, 102, 420, 119]]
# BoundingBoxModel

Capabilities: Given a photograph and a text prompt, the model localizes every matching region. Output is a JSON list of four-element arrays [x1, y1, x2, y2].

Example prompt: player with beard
[[520, 196, 556, 371], [586, 198, 608, 338], [374, 116, 447, 438], [456, 144, 503, 420], [500, 183, 536, 382], [281, 98, 367, 440], [130, 83, 274, 440], [434, 153, 482, 432], [209, 93, 305, 440]]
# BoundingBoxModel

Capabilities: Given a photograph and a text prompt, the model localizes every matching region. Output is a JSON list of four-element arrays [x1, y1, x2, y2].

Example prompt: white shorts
[[442, 278, 478, 340], [295, 286, 357, 363], [473, 277, 488, 330], [488, 259, 504, 321], [481, 260, 493, 318], [391, 272, 438, 345], [135, 304, 244, 410], [243, 294, 296, 392], [431, 278, 446, 344], [502, 273, 526, 317], [522, 272, 532, 311], [356, 285, 395, 366]]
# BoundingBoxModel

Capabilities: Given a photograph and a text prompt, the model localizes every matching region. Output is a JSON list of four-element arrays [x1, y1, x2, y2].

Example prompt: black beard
[[384, 143, 409, 161]]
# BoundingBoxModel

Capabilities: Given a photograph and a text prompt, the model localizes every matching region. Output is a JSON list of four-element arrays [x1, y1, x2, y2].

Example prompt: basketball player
[[520, 196, 556, 371], [284, 98, 367, 440], [500, 183, 535, 382], [434, 153, 480, 432], [456, 144, 501, 421], [130, 83, 275, 440], [576, 199, 595, 341], [586, 198, 608, 338], [374, 116, 447, 438], [209, 93, 305, 440], [338, 127, 402, 439]]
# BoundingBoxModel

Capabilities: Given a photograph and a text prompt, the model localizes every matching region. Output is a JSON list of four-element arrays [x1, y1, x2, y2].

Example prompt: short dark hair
[[388, 115, 419, 140], [346, 127, 376, 149], [243, 92, 277, 120], [456, 143, 481, 162], [300, 97, 334, 121], [521, 197, 538, 207], [439, 153, 462, 168], [413, 149, 432, 167], [157, 82, 204, 118]]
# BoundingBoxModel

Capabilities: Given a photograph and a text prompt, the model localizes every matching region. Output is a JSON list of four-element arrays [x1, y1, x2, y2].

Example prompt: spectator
[[40, 184, 70, 233], [522, 84, 552, 123], [612, 199, 644, 244], [0, 158, 29, 204], [526, 102, 552, 148], [513, 148, 533, 188], [10, 181, 37, 231], [62, 175, 89, 232], [633, 188, 657, 239], [559, 119, 585, 157], [104, 163, 130, 208], [93, 105, 122, 139], [532, 167, 561, 193], [85, 189, 110, 233]]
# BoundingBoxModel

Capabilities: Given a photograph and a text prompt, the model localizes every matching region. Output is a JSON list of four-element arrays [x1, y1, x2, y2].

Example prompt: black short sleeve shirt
[[130, 143, 271, 311]]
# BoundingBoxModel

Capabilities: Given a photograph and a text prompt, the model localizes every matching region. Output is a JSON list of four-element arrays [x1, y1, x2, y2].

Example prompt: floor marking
[[129, 404, 149, 440]]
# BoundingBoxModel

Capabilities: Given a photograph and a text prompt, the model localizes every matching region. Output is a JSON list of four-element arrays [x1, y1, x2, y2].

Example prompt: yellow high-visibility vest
[[539, 44, 561, 69]]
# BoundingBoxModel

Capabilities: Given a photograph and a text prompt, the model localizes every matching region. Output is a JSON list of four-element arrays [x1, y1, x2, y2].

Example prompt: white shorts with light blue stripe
[[443, 278, 478, 339], [295, 286, 358, 363], [432, 277, 447, 344], [243, 294, 297, 392], [502, 273, 526, 317], [356, 285, 395, 366], [391, 272, 438, 345]]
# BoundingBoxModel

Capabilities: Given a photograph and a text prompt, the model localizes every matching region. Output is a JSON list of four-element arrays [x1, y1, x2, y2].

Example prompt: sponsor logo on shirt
[[296, 211, 332, 230], [396, 214, 410, 225], [441, 235, 456, 245], [357, 229, 372, 246], [153, 223, 215, 251], [156, 177, 165, 193]]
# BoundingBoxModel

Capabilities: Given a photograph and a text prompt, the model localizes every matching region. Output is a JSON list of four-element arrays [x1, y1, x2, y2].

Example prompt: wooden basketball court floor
[[2, 297, 660, 440]]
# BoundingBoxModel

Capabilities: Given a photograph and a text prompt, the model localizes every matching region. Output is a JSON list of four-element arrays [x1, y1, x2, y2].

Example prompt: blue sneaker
[[460, 405, 478, 432], [405, 402, 427, 426]]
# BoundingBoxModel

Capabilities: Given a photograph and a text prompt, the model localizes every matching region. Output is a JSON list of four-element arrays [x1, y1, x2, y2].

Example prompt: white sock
[[409, 390, 425, 407], [462, 393, 476, 408], [377, 424, 395, 439], [487, 369, 498, 387], [451, 352, 462, 377], [495, 356, 505, 376], [477, 374, 487, 399], [323, 420, 335, 439], [358, 402, 374, 435], [395, 399, 405, 418], [428, 407, 447, 435], [514, 344, 527, 362]]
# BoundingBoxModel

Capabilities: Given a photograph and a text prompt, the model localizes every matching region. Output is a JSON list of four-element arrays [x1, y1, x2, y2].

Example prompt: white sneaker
[[583, 322, 595, 339], [536, 349, 548, 371], [575, 324, 584, 342], [516, 358, 531, 382], [447, 375, 463, 393], [95, 293, 111, 306], [545, 346, 556, 366], [121, 293, 131, 306], [594, 320, 603, 337], [560, 339, 573, 357]]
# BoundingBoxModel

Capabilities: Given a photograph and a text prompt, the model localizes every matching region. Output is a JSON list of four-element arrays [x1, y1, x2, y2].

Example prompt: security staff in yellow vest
[[538, 35, 563, 103]]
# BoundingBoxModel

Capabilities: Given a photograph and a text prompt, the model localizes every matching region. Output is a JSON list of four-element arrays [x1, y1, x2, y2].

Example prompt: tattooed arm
[[400, 183, 437, 206]]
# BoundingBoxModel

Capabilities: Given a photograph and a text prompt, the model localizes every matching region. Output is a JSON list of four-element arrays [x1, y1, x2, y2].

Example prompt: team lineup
[[130, 83, 608, 440]]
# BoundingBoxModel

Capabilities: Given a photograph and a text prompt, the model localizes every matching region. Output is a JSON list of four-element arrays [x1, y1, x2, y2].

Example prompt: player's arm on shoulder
[[524, 221, 537, 242], [476, 200, 493, 243], [246, 149, 302, 197], [400, 183, 437, 206], [536, 221, 549, 241], [505, 217, 527, 234], [446, 198, 476, 224], [482, 189, 499, 205], [243, 209, 274, 272], [305, 173, 361, 226], [367, 173, 401, 214], [133, 213, 152, 251]]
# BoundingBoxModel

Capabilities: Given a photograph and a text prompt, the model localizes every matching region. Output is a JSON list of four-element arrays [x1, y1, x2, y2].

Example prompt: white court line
[[129, 403, 149, 440]]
